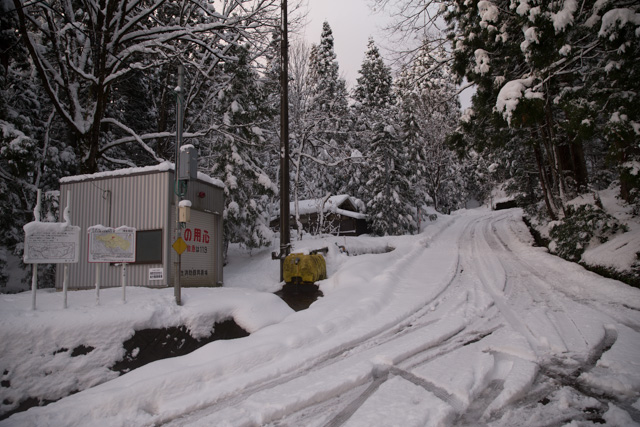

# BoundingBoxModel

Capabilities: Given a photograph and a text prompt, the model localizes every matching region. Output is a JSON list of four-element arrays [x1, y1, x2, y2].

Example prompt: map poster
[[23, 223, 81, 264], [88, 226, 136, 263]]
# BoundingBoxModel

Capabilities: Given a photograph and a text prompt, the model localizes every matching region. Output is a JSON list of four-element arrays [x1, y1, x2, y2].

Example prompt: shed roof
[[290, 195, 366, 220], [59, 161, 224, 189]]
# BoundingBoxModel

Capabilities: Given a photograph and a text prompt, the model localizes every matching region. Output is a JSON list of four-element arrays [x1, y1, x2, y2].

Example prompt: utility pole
[[174, 64, 184, 305], [278, 0, 291, 281]]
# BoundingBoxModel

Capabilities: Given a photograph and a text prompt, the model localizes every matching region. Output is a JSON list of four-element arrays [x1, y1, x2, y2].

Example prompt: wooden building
[[273, 195, 368, 236]]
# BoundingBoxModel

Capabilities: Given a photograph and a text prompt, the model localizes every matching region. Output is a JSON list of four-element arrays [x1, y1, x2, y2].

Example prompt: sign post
[[95, 263, 101, 305], [172, 236, 187, 305], [121, 263, 127, 303], [30, 189, 41, 310], [88, 225, 136, 303], [62, 191, 72, 308], [23, 190, 80, 309]]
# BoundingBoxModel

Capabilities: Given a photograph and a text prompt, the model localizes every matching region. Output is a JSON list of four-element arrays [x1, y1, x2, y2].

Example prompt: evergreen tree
[[364, 123, 417, 236], [1, 1, 70, 286], [443, 0, 640, 218], [350, 38, 395, 202], [595, 2, 640, 205], [202, 44, 277, 258], [395, 41, 466, 213], [307, 22, 349, 117], [353, 38, 394, 112], [301, 21, 352, 200]]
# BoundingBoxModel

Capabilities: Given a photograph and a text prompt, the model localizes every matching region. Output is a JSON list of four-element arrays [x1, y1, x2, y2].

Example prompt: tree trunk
[[570, 141, 589, 191], [532, 139, 558, 220]]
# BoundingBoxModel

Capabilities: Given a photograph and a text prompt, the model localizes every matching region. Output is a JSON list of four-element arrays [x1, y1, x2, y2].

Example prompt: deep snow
[[1, 207, 639, 426]]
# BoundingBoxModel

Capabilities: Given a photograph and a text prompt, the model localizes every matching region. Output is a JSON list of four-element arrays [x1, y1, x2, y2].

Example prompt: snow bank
[[570, 187, 640, 273], [0, 287, 292, 417]]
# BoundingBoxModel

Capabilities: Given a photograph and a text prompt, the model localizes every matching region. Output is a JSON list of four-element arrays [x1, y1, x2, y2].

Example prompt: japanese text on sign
[[183, 228, 210, 243]]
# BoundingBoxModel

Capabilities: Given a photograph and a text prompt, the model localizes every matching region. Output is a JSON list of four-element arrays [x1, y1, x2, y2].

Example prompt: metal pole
[[62, 190, 70, 309], [31, 263, 38, 310], [31, 189, 41, 310], [174, 64, 184, 305], [279, 0, 290, 281], [95, 263, 101, 305], [122, 263, 127, 303]]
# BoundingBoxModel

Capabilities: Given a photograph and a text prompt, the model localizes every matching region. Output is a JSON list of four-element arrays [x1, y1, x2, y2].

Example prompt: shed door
[[179, 209, 216, 286]]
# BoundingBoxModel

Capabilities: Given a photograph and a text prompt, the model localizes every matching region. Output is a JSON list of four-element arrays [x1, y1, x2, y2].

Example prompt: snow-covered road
[[168, 209, 640, 426], [3, 209, 640, 426]]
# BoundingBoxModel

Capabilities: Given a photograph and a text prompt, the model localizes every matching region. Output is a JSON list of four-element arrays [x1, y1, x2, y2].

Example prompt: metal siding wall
[[215, 210, 223, 284], [182, 179, 224, 214], [57, 180, 110, 290], [56, 172, 171, 290], [167, 174, 224, 286], [168, 208, 222, 287], [163, 172, 174, 288], [56, 171, 223, 290]]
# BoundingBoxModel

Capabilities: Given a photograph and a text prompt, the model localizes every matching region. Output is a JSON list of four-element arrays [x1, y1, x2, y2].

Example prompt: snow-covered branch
[[100, 118, 165, 162], [12, 0, 281, 173]]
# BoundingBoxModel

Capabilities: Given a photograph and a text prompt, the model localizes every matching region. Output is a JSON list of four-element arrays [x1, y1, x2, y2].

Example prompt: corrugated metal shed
[[56, 162, 224, 290]]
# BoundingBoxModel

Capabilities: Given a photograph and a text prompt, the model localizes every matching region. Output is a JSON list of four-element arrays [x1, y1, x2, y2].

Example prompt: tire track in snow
[[321, 368, 391, 427], [495, 211, 640, 334], [467, 213, 543, 355], [320, 212, 539, 426], [539, 325, 618, 397], [309, 211, 631, 426], [489, 210, 640, 368], [316, 213, 527, 426], [164, 210, 636, 427], [514, 325, 640, 424], [161, 216, 475, 426], [462, 211, 637, 424], [482, 213, 591, 354]]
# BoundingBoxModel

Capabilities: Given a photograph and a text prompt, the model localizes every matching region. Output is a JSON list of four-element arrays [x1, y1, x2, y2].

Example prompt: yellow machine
[[283, 251, 327, 285]]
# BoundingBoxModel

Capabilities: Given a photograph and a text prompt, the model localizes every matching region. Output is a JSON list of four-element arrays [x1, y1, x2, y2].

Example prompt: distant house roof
[[59, 161, 224, 189], [290, 195, 366, 220]]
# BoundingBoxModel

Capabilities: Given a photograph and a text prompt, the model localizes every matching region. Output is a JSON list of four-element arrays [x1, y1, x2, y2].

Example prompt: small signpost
[[88, 226, 136, 303], [172, 235, 187, 306], [23, 190, 80, 309]]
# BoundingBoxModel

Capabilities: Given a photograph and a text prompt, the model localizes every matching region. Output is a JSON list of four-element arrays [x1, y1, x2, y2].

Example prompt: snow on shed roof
[[59, 161, 224, 189], [291, 195, 366, 219]]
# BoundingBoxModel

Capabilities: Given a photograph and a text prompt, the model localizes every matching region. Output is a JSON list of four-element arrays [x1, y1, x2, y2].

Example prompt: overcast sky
[[295, 0, 473, 108], [297, 0, 391, 90]]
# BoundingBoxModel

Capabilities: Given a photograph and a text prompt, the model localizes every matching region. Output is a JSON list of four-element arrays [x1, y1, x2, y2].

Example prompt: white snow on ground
[[576, 187, 640, 272], [1, 208, 640, 426], [0, 288, 292, 418]]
